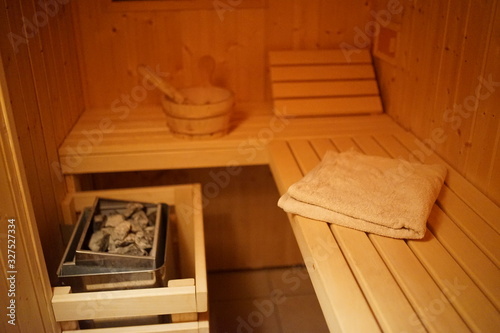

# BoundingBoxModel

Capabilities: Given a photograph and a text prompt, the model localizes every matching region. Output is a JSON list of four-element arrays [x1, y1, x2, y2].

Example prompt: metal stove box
[[57, 198, 173, 292]]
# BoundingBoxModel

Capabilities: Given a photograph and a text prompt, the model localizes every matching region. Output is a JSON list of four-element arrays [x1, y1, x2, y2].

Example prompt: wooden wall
[[72, 0, 379, 270], [374, 0, 499, 205], [0, 0, 85, 282], [3, 0, 497, 283], [74, 0, 375, 108]]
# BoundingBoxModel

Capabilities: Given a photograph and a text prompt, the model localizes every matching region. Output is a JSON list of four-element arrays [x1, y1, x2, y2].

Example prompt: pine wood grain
[[374, 0, 500, 205]]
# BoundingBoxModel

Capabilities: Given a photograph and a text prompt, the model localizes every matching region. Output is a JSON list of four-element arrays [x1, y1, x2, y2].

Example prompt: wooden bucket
[[161, 86, 234, 139]]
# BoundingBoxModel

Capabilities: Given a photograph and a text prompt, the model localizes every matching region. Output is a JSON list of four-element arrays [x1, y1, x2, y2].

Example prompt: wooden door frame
[[0, 52, 60, 332]]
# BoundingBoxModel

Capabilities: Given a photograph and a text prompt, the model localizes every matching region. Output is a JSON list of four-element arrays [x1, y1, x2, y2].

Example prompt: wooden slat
[[291, 217, 382, 333], [269, 49, 372, 65], [274, 96, 383, 116], [168, 279, 198, 324], [374, 134, 500, 265], [394, 131, 500, 229], [191, 184, 208, 312], [428, 206, 500, 309], [437, 188, 500, 266], [272, 80, 379, 98], [267, 140, 381, 333], [408, 232, 500, 332], [287, 139, 319, 171], [52, 281, 197, 322], [370, 235, 470, 333], [309, 138, 335, 158], [323, 137, 427, 332], [289, 139, 425, 331], [269, 49, 382, 117], [173, 187, 197, 280], [58, 148, 269, 174], [332, 226, 424, 332], [330, 137, 360, 152], [356, 135, 500, 314], [270, 64, 375, 81], [63, 322, 200, 333], [352, 135, 388, 157], [268, 140, 302, 194]]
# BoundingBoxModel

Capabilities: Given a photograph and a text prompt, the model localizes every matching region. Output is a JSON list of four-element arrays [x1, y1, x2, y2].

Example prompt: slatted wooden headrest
[[269, 49, 383, 117]]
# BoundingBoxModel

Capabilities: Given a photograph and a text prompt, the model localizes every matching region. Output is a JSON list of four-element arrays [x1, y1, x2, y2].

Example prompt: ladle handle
[[137, 65, 185, 104]]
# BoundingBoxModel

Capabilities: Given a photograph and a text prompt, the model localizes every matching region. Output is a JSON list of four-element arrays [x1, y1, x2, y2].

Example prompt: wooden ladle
[[137, 65, 186, 104]]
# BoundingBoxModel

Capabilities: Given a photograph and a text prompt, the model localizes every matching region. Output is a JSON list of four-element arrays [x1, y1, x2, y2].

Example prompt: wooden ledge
[[58, 105, 403, 174]]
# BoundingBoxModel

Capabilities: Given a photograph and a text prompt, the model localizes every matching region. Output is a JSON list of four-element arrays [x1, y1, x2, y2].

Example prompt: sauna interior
[[0, 0, 499, 332]]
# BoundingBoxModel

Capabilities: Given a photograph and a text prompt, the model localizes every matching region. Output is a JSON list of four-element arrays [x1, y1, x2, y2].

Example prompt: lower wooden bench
[[56, 103, 499, 332], [52, 184, 209, 333], [269, 132, 500, 332]]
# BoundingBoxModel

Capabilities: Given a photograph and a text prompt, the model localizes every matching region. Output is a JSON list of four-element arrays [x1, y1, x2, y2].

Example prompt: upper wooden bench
[[57, 107, 400, 176]]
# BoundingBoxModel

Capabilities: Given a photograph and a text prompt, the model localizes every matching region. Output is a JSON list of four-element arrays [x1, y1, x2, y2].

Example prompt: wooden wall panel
[[468, 2, 500, 204], [1, 60, 60, 331], [74, 0, 374, 109], [375, 0, 500, 205], [0, 0, 85, 283]]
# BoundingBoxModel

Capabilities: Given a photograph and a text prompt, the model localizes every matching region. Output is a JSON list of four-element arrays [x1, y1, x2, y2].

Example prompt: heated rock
[[88, 230, 110, 252], [105, 214, 126, 228], [123, 202, 144, 219], [115, 244, 147, 256], [86, 201, 159, 256], [130, 219, 143, 233], [93, 214, 106, 232], [135, 231, 153, 251], [147, 210, 157, 226], [144, 226, 155, 239], [112, 221, 131, 240], [121, 233, 136, 246], [132, 210, 149, 228]]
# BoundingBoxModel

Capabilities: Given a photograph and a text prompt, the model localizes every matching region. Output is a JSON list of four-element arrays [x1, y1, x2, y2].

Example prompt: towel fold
[[278, 150, 447, 239]]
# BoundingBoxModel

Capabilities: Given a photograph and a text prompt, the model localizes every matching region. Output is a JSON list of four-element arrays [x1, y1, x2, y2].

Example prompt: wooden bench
[[56, 49, 499, 332], [266, 49, 499, 331], [58, 108, 500, 332], [268, 133, 500, 332]]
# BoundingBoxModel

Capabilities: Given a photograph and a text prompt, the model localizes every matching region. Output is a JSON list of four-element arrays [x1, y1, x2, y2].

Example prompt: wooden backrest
[[269, 49, 383, 117]]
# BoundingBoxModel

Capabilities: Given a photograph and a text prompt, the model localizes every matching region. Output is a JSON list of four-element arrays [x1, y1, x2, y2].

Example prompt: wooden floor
[[208, 267, 329, 333]]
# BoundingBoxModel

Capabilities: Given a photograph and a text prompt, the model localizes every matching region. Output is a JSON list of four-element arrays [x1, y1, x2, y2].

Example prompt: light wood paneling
[[269, 49, 383, 116], [375, 0, 500, 205], [0, 0, 85, 283], [1, 41, 60, 332], [73, 0, 374, 109]]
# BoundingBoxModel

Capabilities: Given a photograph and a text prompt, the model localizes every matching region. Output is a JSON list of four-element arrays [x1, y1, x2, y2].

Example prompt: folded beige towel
[[278, 150, 447, 239]]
